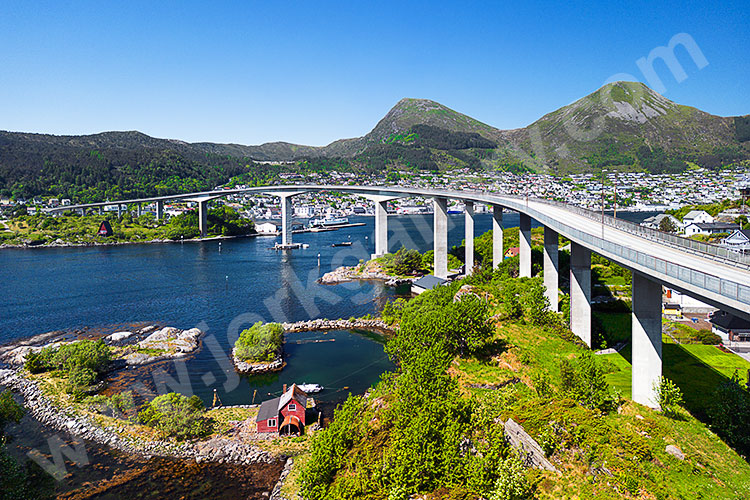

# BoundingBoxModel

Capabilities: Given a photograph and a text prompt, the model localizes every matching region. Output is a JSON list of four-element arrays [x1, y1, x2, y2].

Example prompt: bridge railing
[[493, 196, 750, 308], [519, 197, 750, 269]]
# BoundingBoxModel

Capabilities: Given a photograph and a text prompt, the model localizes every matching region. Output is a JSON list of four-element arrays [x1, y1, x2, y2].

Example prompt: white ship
[[310, 217, 348, 227]]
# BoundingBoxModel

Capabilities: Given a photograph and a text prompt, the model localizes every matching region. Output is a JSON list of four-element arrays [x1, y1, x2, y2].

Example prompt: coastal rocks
[[666, 444, 685, 460], [318, 263, 416, 286], [318, 266, 357, 284], [0, 339, 70, 367], [270, 457, 295, 500], [122, 327, 204, 365], [0, 368, 275, 466], [107, 331, 135, 344], [503, 417, 557, 472], [282, 318, 392, 334], [232, 348, 284, 374]]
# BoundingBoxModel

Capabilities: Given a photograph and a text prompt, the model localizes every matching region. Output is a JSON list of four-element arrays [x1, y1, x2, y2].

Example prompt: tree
[[653, 376, 683, 417], [659, 216, 678, 233], [138, 392, 210, 440], [234, 322, 284, 362]]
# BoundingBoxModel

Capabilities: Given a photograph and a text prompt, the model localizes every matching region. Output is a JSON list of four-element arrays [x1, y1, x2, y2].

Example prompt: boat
[[298, 383, 323, 394], [310, 217, 349, 227], [332, 241, 352, 247]]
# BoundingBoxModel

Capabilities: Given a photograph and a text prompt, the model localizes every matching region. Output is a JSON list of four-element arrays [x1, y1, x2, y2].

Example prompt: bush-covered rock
[[234, 322, 283, 363], [138, 392, 210, 440]]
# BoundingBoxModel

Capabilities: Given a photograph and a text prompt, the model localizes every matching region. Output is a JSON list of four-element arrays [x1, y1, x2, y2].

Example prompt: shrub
[[234, 322, 284, 362], [695, 329, 721, 345], [299, 395, 366, 500], [708, 371, 750, 455], [560, 351, 618, 412], [67, 366, 96, 390], [487, 456, 532, 500], [24, 348, 55, 374], [0, 390, 24, 433], [654, 376, 684, 417], [386, 246, 423, 275], [138, 392, 210, 440], [52, 339, 111, 375]]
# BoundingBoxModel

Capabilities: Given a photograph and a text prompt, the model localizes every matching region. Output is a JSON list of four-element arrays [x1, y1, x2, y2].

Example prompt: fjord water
[[0, 211, 654, 496], [2, 214, 504, 405], [0, 211, 651, 406]]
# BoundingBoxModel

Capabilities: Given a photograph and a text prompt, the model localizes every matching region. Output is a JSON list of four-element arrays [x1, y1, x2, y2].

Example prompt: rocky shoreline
[[0, 369, 276, 466], [0, 325, 206, 368], [231, 318, 395, 374], [318, 264, 415, 287], [0, 232, 256, 250], [282, 317, 394, 334], [232, 348, 284, 374]]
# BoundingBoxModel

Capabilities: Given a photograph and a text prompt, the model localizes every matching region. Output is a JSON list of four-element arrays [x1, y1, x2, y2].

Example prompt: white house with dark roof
[[684, 222, 740, 237], [682, 210, 714, 226], [721, 229, 750, 254]]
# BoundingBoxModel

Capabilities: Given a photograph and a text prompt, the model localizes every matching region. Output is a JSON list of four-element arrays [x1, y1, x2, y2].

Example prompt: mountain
[[504, 81, 747, 173], [1, 82, 748, 201]]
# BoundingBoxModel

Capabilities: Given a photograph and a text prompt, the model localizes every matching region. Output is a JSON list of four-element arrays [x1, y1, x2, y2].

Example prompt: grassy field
[[450, 317, 750, 499]]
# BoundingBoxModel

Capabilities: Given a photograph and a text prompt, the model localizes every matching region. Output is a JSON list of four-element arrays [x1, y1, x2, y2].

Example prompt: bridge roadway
[[53, 184, 750, 408]]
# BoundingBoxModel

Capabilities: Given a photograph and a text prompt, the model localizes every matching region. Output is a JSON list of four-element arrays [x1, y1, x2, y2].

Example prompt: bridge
[[50, 184, 750, 408]]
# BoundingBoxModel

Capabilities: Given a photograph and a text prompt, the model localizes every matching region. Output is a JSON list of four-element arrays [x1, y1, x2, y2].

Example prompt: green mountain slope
[[506, 82, 747, 173], [1, 82, 748, 201]]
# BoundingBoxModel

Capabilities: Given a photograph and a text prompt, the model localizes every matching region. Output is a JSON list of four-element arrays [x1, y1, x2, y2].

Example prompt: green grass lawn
[[452, 318, 750, 499], [602, 335, 750, 416]]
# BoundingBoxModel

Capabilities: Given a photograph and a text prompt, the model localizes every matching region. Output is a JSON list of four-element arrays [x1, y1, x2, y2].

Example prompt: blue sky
[[1, 1, 748, 146]]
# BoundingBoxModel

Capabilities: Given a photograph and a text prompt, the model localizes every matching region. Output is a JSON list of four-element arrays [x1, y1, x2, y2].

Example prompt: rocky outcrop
[[0, 369, 275, 465], [122, 327, 204, 366], [270, 457, 294, 500], [504, 418, 557, 472], [666, 444, 685, 460], [282, 318, 393, 334], [232, 348, 284, 374], [318, 264, 416, 285]]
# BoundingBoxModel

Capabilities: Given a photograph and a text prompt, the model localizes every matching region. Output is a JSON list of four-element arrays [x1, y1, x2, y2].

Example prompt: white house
[[684, 222, 740, 237], [256, 222, 278, 235], [721, 229, 750, 254], [682, 210, 714, 226], [710, 311, 750, 342]]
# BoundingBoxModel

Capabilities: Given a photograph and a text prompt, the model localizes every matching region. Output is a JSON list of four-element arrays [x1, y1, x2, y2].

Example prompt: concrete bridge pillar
[[373, 200, 388, 259], [136, 203, 142, 217], [492, 206, 503, 269], [543, 227, 559, 312], [632, 272, 663, 408], [520, 213, 532, 278], [198, 200, 208, 238], [281, 195, 293, 246], [156, 200, 164, 220], [464, 201, 475, 275], [433, 197, 449, 279], [117, 204, 123, 218], [570, 242, 591, 346]]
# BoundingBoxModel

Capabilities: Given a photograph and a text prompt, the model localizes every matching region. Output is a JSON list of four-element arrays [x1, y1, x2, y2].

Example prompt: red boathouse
[[256, 384, 308, 435]]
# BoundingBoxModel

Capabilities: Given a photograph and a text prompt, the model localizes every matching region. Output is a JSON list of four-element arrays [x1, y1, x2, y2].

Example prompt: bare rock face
[[122, 327, 204, 365], [504, 418, 557, 472], [138, 327, 202, 353], [665, 444, 685, 460], [107, 331, 134, 344]]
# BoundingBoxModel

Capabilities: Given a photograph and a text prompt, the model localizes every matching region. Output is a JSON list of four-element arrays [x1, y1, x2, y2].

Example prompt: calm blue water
[[0, 214, 493, 405], [0, 211, 651, 406]]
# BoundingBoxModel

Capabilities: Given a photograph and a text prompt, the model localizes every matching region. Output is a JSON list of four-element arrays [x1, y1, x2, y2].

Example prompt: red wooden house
[[256, 384, 308, 435]]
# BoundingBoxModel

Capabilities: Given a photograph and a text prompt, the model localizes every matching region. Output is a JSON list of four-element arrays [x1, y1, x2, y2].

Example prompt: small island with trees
[[232, 322, 285, 373]]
